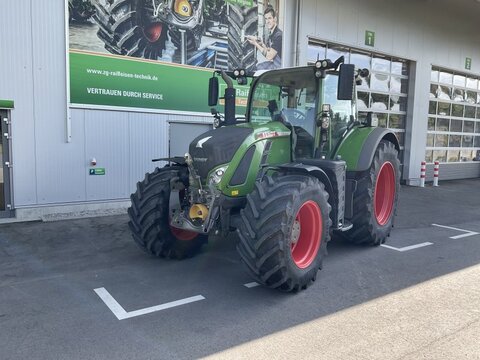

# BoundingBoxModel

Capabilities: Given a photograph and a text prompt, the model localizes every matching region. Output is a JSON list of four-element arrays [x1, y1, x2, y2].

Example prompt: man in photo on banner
[[247, 5, 283, 70]]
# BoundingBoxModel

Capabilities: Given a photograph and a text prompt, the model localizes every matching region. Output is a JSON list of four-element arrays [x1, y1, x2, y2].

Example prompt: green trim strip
[[0, 100, 14, 109]]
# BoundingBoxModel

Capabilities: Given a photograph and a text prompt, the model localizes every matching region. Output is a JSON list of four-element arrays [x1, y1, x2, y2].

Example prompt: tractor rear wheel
[[93, 0, 168, 59], [343, 140, 400, 245], [128, 166, 207, 259], [227, 4, 257, 73], [236, 174, 331, 292]]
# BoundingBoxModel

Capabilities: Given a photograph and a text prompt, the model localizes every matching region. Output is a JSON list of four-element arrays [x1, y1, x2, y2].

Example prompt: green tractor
[[128, 57, 401, 292]]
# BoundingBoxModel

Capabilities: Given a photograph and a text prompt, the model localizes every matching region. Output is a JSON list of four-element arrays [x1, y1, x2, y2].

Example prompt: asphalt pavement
[[0, 178, 479, 359]]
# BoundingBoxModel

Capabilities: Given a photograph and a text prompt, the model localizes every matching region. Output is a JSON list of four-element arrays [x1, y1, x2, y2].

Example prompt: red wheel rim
[[374, 162, 396, 226], [170, 224, 198, 241], [291, 200, 322, 269], [144, 23, 163, 43]]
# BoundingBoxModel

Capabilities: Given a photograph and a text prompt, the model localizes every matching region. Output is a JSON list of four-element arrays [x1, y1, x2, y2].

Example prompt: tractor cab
[[246, 61, 357, 160]]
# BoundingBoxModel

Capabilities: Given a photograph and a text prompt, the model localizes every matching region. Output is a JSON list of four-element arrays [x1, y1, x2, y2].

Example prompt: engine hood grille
[[188, 126, 253, 180]]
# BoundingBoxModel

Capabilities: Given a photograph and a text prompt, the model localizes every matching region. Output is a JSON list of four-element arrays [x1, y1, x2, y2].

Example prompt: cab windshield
[[248, 68, 318, 138]]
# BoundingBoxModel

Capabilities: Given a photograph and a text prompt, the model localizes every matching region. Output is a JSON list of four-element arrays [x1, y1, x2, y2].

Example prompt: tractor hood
[[189, 126, 253, 180]]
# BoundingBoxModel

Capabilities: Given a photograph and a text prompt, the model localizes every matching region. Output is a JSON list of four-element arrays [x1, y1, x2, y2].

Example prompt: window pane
[[431, 69, 439, 83], [475, 122, 480, 133], [435, 134, 448, 147], [460, 150, 474, 161], [372, 56, 390, 72], [391, 76, 408, 93], [439, 71, 453, 84], [437, 102, 451, 116], [466, 91, 477, 104], [307, 44, 326, 63], [357, 92, 370, 110], [452, 104, 464, 117], [326, 45, 349, 63], [430, 84, 438, 99], [390, 96, 407, 112], [466, 77, 478, 89], [427, 133, 434, 146], [453, 74, 466, 87], [464, 120, 475, 133], [448, 135, 461, 147], [447, 150, 460, 162], [462, 135, 474, 147], [395, 132, 404, 146], [425, 150, 434, 163], [433, 150, 447, 162], [389, 114, 405, 129], [465, 106, 476, 119], [371, 73, 389, 91], [437, 86, 451, 100], [350, 51, 371, 69], [437, 118, 450, 131], [392, 59, 408, 75], [371, 93, 389, 111], [452, 88, 465, 102], [428, 117, 436, 131], [376, 113, 388, 127], [429, 101, 437, 115], [475, 136, 480, 147], [451, 119, 462, 132]]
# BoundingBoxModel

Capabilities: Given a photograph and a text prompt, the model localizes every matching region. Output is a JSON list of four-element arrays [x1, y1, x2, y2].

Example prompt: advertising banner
[[68, 0, 282, 113]]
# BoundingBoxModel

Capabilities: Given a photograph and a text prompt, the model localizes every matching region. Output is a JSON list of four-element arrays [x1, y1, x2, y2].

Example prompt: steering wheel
[[281, 109, 305, 125]]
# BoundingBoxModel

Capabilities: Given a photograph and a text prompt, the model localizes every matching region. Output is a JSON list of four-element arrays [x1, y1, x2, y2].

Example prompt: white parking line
[[244, 282, 260, 288], [431, 224, 479, 239], [381, 242, 433, 252], [94, 287, 205, 320]]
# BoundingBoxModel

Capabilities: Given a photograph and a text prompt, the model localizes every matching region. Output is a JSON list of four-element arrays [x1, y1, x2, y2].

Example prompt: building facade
[[0, 0, 479, 220]]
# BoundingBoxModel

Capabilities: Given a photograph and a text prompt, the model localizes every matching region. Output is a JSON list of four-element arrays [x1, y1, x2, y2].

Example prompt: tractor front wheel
[[128, 166, 207, 259], [236, 174, 331, 292], [343, 140, 400, 245]]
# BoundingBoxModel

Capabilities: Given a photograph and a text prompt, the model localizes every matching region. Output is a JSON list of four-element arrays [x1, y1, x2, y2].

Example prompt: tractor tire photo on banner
[[69, 0, 281, 70]]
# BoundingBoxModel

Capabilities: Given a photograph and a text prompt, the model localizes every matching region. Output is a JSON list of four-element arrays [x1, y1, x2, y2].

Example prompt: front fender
[[334, 127, 400, 172]]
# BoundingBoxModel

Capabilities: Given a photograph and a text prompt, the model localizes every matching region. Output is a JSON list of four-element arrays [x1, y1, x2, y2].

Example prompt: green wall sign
[[89, 168, 106, 175], [465, 57, 472, 70], [365, 30, 375, 47], [0, 99, 14, 109]]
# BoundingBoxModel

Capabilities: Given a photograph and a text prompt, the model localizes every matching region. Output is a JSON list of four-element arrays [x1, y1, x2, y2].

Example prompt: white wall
[[0, 0, 212, 212]]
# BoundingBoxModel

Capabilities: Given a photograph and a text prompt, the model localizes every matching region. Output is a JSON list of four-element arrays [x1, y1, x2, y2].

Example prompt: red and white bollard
[[420, 161, 426, 187], [433, 161, 440, 186]]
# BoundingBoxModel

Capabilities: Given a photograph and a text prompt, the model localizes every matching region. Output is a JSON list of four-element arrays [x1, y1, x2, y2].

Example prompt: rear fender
[[335, 127, 400, 172]]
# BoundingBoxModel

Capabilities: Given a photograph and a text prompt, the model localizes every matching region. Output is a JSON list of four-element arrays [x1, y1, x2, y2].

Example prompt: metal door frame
[[0, 109, 14, 218]]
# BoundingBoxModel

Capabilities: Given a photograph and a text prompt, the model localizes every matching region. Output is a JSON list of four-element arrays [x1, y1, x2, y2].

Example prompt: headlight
[[174, 0, 192, 17], [209, 166, 228, 185]]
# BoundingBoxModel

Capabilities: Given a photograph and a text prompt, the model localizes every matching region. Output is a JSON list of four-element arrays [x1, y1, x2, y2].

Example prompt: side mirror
[[337, 64, 355, 100], [208, 76, 219, 107]]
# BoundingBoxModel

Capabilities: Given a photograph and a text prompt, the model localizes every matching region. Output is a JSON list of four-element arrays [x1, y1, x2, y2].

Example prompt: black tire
[[236, 174, 331, 292], [93, 0, 168, 59], [227, 5, 257, 73], [128, 166, 207, 259], [69, 0, 96, 21], [342, 140, 400, 245], [168, 25, 204, 53]]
